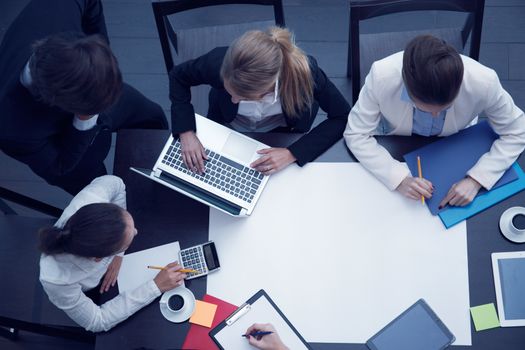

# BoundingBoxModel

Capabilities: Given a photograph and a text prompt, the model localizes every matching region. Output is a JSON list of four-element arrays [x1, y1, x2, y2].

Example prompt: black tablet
[[366, 299, 455, 350]]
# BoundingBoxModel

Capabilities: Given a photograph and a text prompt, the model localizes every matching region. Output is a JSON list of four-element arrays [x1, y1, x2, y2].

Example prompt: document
[[208, 163, 471, 345], [118, 241, 181, 294]]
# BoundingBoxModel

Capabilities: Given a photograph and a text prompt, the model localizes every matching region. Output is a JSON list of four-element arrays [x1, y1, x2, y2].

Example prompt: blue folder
[[439, 162, 525, 228], [404, 121, 518, 216]]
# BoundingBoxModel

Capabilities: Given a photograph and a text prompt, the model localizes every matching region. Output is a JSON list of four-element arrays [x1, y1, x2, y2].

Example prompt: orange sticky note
[[189, 300, 218, 328]]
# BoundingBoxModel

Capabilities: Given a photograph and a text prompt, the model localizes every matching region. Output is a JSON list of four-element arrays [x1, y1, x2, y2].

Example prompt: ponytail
[[268, 27, 313, 117], [38, 203, 127, 258], [221, 27, 314, 118], [39, 226, 73, 255]]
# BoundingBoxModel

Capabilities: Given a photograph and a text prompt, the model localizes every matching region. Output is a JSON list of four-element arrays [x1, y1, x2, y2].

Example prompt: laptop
[[131, 114, 270, 217]]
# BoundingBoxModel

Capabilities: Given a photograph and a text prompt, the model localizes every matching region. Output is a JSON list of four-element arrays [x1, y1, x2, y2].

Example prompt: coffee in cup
[[167, 294, 185, 312]]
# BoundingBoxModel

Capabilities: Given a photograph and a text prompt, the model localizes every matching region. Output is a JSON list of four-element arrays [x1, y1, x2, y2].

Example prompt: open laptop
[[131, 114, 270, 217]]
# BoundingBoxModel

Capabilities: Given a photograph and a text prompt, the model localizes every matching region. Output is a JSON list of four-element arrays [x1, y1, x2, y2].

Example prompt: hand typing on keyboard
[[250, 148, 297, 175], [180, 130, 208, 174]]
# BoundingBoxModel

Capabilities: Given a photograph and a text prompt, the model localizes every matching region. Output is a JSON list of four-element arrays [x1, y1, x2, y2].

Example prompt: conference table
[[95, 129, 525, 350]]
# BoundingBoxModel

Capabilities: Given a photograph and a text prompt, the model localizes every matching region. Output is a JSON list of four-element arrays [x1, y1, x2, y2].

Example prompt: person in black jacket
[[169, 27, 350, 175], [0, 0, 168, 195]]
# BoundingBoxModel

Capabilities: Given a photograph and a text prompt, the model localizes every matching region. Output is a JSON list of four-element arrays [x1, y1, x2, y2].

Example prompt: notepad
[[470, 303, 500, 331], [190, 300, 218, 328], [118, 241, 181, 294], [404, 121, 518, 216]]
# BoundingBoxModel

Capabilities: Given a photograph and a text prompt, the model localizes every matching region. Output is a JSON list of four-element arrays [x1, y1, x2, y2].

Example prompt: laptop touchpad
[[221, 133, 259, 164]]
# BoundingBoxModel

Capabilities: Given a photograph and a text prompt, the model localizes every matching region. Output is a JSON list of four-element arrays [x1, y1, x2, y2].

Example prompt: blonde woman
[[169, 27, 350, 175]]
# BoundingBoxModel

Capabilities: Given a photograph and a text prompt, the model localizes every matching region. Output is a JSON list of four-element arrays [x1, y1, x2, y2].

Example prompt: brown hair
[[30, 32, 122, 115], [402, 34, 464, 105], [220, 27, 314, 117], [39, 203, 127, 258]]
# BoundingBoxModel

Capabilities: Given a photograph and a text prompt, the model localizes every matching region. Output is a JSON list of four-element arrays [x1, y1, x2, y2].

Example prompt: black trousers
[[11, 0, 168, 195]]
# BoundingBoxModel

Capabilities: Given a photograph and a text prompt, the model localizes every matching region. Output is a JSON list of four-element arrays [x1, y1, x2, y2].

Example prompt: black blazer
[[169, 47, 351, 166], [0, 0, 108, 183]]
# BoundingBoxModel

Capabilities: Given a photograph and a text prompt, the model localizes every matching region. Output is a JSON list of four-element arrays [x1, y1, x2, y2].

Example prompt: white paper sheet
[[118, 241, 181, 294], [213, 293, 309, 349], [208, 163, 471, 345]]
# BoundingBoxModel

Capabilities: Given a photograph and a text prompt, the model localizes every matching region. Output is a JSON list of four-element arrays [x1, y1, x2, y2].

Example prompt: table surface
[[95, 129, 525, 350]]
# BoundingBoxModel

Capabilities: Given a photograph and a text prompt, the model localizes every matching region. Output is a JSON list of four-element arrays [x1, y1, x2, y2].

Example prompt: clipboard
[[209, 289, 312, 349]]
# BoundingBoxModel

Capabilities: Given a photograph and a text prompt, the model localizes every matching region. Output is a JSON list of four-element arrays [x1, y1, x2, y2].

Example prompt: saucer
[[500, 206, 525, 243], [159, 286, 196, 323]]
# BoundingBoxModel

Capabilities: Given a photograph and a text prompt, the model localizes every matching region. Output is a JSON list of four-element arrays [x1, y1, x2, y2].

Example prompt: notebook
[[131, 114, 270, 217], [209, 290, 311, 350], [404, 121, 518, 216]]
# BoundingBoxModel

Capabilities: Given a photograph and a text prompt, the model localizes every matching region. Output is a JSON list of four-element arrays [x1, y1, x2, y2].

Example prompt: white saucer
[[499, 206, 525, 243], [159, 286, 196, 323]]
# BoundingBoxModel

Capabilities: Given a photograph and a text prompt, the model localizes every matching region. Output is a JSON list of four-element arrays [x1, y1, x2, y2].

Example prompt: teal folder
[[439, 162, 525, 228]]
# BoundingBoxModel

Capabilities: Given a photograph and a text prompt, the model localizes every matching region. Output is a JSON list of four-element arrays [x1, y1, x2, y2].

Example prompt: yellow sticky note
[[189, 300, 218, 328]]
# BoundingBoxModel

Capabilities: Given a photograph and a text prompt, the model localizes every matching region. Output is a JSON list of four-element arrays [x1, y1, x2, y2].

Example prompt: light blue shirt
[[401, 86, 447, 136]]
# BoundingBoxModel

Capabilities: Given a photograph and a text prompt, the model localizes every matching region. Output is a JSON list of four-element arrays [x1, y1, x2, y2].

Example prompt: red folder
[[182, 294, 237, 350]]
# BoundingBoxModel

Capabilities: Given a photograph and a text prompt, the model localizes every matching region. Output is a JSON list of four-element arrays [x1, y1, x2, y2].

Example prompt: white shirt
[[19, 61, 99, 130], [39, 175, 161, 332], [230, 79, 287, 132], [344, 52, 525, 191]]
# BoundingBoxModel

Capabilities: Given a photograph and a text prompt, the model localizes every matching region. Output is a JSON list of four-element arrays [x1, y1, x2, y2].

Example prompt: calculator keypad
[[180, 245, 208, 279]]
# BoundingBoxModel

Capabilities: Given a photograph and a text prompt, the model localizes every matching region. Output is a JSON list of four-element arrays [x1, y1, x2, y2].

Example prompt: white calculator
[[179, 241, 220, 280]]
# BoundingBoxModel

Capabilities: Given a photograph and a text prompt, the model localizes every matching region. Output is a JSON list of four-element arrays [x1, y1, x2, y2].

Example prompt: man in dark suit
[[0, 0, 168, 194]]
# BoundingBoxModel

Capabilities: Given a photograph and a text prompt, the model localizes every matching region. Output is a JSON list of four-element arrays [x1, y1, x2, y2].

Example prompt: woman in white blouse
[[39, 175, 185, 332]]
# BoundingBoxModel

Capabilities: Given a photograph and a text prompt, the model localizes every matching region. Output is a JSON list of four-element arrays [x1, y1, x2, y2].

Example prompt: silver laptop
[[131, 114, 270, 217]]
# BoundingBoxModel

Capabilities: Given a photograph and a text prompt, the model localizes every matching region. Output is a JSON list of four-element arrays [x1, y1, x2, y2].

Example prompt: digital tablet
[[491, 251, 525, 327], [366, 299, 455, 350]]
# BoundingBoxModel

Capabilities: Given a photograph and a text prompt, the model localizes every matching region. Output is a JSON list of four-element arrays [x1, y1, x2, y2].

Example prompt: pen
[[417, 156, 425, 205], [147, 265, 199, 274], [242, 331, 273, 338]]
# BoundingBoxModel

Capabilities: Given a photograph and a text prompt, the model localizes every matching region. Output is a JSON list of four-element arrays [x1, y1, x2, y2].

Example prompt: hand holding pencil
[[152, 262, 187, 292], [396, 157, 434, 202]]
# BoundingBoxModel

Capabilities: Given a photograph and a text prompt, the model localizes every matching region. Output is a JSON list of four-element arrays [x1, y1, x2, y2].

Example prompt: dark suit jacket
[[169, 47, 351, 166], [0, 0, 107, 183]]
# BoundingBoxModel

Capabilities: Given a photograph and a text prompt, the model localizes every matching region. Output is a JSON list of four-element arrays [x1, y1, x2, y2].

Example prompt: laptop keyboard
[[161, 139, 264, 203]]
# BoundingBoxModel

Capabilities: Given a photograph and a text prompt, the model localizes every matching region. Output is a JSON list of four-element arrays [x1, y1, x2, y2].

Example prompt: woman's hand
[[250, 148, 296, 175], [244, 323, 288, 350], [180, 131, 207, 174], [439, 176, 482, 209], [100, 256, 123, 293], [396, 176, 434, 200], [153, 262, 187, 292]]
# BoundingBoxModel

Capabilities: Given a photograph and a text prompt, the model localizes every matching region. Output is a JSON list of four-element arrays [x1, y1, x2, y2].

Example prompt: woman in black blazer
[[169, 27, 350, 175]]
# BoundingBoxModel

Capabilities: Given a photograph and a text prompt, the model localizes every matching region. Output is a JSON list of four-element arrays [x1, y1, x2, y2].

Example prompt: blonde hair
[[220, 27, 314, 118]]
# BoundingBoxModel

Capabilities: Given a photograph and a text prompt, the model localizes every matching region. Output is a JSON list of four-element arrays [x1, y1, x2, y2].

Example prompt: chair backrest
[[347, 0, 485, 104], [152, 0, 285, 115]]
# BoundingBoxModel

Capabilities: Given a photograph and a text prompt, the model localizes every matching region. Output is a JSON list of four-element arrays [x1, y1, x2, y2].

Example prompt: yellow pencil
[[417, 156, 425, 205], [147, 265, 199, 274]]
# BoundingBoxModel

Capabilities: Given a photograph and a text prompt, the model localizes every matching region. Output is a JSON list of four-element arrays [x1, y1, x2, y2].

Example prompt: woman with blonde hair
[[169, 27, 350, 174]]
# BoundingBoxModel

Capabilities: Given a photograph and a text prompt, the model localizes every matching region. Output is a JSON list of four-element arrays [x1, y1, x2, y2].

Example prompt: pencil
[[147, 266, 199, 273], [417, 156, 425, 205]]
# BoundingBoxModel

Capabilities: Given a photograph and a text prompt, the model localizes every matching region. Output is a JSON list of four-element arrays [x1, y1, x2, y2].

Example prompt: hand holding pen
[[243, 323, 289, 350]]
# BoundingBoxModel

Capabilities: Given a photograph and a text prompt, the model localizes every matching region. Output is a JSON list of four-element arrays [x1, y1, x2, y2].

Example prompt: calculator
[[179, 241, 220, 279]]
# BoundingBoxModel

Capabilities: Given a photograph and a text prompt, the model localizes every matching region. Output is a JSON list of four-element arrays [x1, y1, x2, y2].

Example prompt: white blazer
[[344, 51, 525, 191]]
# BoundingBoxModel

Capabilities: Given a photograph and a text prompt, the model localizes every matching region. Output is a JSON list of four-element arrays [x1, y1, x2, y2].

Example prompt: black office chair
[[0, 192, 94, 344], [347, 0, 485, 104], [152, 0, 285, 115]]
